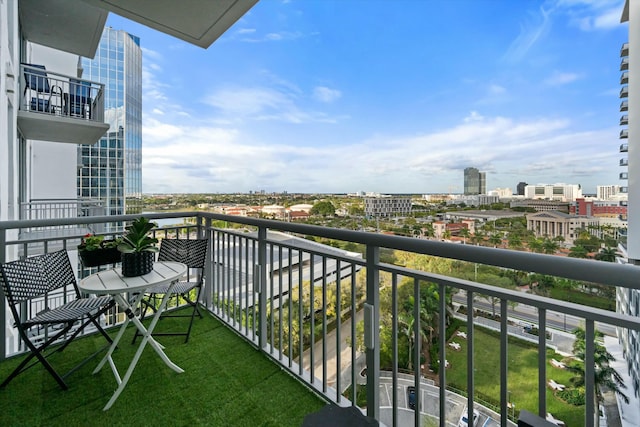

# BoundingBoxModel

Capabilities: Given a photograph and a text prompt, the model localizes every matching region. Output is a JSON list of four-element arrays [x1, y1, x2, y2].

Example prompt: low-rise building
[[364, 195, 411, 218]]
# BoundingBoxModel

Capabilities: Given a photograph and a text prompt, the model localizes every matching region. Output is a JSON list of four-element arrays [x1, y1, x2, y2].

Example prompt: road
[[452, 294, 617, 337]]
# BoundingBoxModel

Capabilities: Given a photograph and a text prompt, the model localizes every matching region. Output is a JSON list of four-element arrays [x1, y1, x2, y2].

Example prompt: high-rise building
[[516, 181, 528, 196], [617, 0, 640, 400], [78, 27, 143, 217], [463, 167, 485, 195]]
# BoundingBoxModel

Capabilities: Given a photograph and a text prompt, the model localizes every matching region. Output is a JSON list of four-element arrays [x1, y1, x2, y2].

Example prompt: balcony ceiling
[[19, 0, 108, 57], [81, 0, 259, 49]]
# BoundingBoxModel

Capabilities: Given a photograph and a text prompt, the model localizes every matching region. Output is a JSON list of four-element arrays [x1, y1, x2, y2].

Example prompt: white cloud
[[543, 71, 582, 86], [202, 84, 345, 124], [313, 86, 342, 103], [141, 110, 616, 194]]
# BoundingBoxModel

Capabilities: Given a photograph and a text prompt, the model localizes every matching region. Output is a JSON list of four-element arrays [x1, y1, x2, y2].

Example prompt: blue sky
[[106, 0, 627, 195]]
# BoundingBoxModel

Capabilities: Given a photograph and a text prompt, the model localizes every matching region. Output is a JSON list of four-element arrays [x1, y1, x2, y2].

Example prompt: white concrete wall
[[0, 0, 19, 222], [628, 0, 640, 262]]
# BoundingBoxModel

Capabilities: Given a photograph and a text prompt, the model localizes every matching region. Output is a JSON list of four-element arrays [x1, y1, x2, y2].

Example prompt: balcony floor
[[0, 309, 325, 426]]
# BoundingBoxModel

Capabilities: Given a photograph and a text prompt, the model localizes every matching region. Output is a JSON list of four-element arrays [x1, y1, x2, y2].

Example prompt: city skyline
[[105, 0, 627, 194]]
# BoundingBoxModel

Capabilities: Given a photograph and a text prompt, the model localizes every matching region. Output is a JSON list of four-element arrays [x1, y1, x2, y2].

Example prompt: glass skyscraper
[[77, 27, 142, 217]]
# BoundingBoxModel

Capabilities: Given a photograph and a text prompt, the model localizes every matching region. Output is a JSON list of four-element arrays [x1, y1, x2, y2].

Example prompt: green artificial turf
[[445, 327, 584, 426], [0, 309, 324, 426]]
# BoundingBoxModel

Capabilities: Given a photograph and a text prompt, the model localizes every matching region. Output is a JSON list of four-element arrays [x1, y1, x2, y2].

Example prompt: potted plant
[[118, 217, 159, 277], [78, 234, 122, 267]]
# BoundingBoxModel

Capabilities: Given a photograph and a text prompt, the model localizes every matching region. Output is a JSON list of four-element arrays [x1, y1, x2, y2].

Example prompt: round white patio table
[[79, 261, 187, 411]]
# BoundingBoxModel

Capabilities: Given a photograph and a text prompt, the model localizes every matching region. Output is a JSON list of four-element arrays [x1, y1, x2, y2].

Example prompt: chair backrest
[[69, 78, 92, 101], [157, 239, 208, 270], [0, 250, 78, 304], [22, 63, 50, 94]]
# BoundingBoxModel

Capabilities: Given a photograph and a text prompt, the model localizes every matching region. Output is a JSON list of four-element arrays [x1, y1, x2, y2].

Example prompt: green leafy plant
[[78, 234, 121, 251], [117, 217, 159, 253]]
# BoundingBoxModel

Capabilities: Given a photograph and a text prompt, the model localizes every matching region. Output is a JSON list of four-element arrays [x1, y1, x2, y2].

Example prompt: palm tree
[[542, 238, 559, 255], [595, 246, 618, 262], [488, 233, 502, 248], [568, 245, 589, 258], [459, 227, 470, 244], [568, 327, 628, 416], [507, 232, 523, 250]]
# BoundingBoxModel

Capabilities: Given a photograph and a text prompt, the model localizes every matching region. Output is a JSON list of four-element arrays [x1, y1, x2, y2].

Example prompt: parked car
[[407, 386, 416, 410], [458, 407, 479, 427]]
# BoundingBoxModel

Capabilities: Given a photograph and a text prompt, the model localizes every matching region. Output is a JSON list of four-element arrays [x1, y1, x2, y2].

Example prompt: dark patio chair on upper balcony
[[65, 79, 93, 119], [132, 239, 208, 344], [22, 63, 63, 113], [0, 250, 115, 390]]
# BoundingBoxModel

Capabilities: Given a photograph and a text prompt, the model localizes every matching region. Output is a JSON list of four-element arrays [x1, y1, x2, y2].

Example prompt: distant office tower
[[517, 182, 528, 196], [77, 27, 142, 217], [463, 167, 485, 195], [597, 185, 621, 200]]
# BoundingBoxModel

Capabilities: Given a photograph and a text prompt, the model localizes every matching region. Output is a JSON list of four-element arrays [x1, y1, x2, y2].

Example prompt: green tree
[[569, 245, 590, 259], [595, 247, 618, 262], [542, 238, 559, 255], [310, 201, 336, 217], [569, 327, 628, 408], [459, 227, 471, 244]]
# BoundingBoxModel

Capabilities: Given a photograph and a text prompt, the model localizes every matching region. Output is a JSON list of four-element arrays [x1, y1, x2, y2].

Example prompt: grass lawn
[[445, 327, 584, 426]]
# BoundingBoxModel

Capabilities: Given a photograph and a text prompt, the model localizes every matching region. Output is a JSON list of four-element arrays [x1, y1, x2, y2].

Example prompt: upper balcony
[[621, 71, 629, 85], [0, 212, 637, 427], [620, 129, 628, 139], [620, 143, 628, 152], [621, 100, 628, 112], [17, 64, 109, 145], [620, 114, 628, 126]]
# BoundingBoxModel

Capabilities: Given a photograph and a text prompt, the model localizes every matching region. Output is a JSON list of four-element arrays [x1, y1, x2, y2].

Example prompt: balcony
[[620, 143, 628, 152], [621, 100, 628, 111], [621, 42, 629, 57], [620, 129, 628, 139], [621, 57, 629, 71], [620, 172, 629, 180], [0, 213, 639, 427], [621, 114, 628, 126], [620, 158, 628, 166], [620, 85, 628, 98], [17, 64, 109, 145], [621, 71, 629, 85]]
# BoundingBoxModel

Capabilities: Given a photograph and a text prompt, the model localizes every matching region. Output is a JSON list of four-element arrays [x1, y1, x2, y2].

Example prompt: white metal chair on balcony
[[0, 250, 115, 390], [132, 239, 208, 344]]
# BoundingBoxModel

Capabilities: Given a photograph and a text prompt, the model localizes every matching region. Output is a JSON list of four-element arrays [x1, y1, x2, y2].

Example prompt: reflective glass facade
[[78, 27, 142, 216]]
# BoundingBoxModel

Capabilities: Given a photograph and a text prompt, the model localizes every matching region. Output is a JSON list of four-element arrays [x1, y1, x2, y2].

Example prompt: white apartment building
[[524, 184, 583, 201], [618, 0, 640, 408], [364, 195, 411, 218], [597, 184, 622, 200]]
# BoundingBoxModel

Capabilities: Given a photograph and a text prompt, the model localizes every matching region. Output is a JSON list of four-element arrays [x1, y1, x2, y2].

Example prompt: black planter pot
[[79, 246, 121, 267], [121, 251, 155, 277]]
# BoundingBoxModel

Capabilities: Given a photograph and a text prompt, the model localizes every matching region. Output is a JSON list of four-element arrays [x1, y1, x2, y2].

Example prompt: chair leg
[[1, 324, 76, 390], [183, 286, 203, 343]]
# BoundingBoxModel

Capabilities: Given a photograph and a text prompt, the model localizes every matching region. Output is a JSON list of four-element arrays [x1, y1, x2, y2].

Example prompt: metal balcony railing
[[20, 64, 104, 122], [0, 212, 638, 427]]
